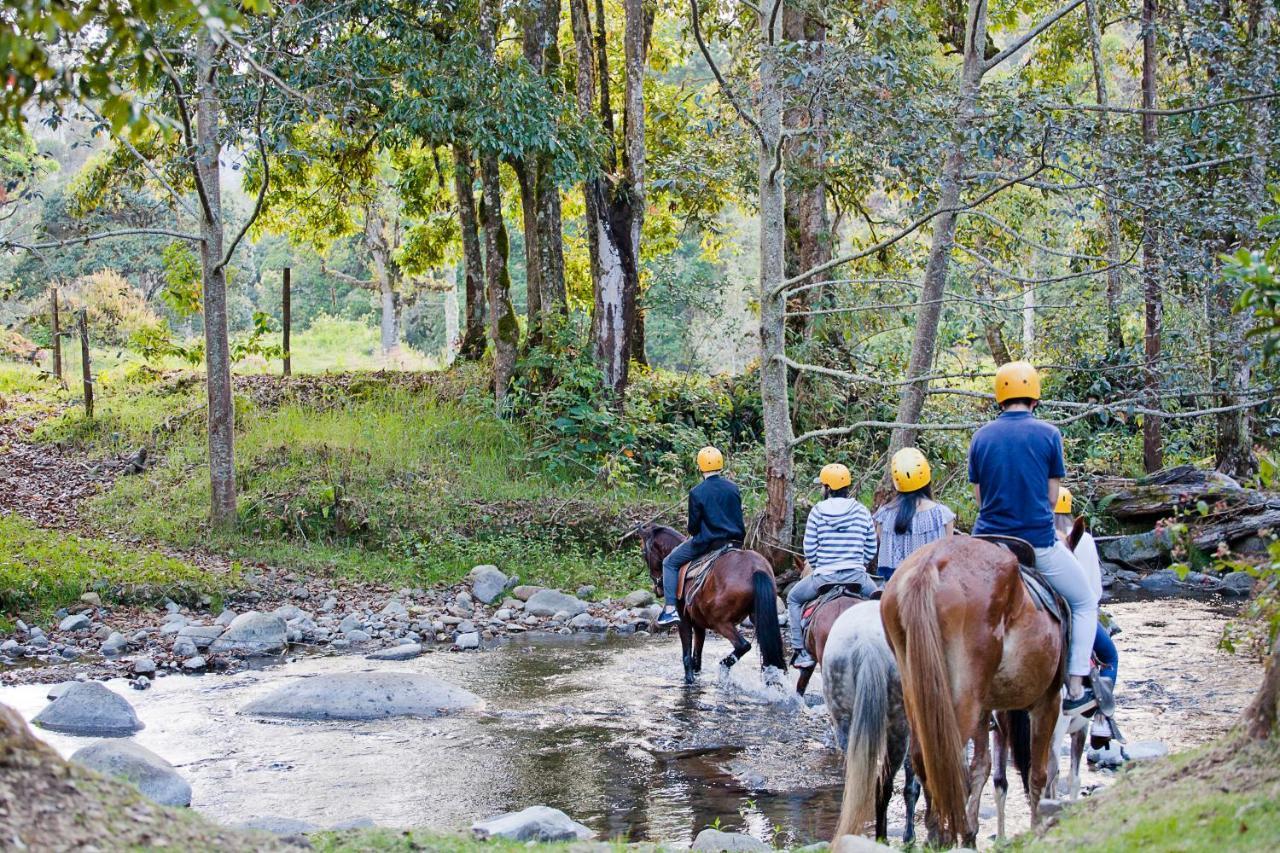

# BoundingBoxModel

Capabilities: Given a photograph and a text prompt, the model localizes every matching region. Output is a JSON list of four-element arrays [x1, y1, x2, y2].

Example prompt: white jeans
[[1033, 541, 1097, 678]]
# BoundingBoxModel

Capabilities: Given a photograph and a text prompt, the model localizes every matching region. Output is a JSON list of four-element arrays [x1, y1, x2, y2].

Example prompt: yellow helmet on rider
[[816, 463, 852, 491], [994, 360, 1041, 405], [1055, 486, 1073, 515], [891, 448, 932, 493], [697, 446, 724, 473]]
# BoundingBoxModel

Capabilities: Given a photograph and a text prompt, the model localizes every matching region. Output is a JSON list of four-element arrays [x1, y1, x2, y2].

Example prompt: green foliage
[[0, 513, 232, 620], [1228, 187, 1280, 364], [161, 242, 203, 317]]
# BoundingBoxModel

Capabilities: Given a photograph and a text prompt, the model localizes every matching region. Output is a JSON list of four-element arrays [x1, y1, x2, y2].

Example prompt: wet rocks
[[569, 613, 608, 632], [176, 625, 224, 649], [470, 565, 510, 605], [70, 740, 192, 806], [242, 671, 481, 720], [525, 589, 588, 618], [59, 613, 91, 632], [367, 643, 422, 661], [100, 632, 128, 657], [32, 681, 144, 736], [1222, 571, 1256, 596], [512, 585, 545, 601], [131, 657, 157, 676], [209, 611, 287, 656], [455, 632, 480, 650], [691, 829, 772, 852], [623, 590, 655, 608], [472, 806, 594, 842]]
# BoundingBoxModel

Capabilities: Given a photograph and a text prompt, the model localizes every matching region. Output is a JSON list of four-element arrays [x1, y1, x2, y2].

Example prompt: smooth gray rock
[[472, 806, 594, 842], [131, 657, 157, 676], [100, 632, 128, 657], [176, 625, 224, 649], [831, 837, 894, 853], [691, 829, 772, 852], [32, 681, 143, 736], [1222, 571, 1256, 596], [47, 682, 72, 701], [210, 611, 288, 656], [525, 589, 588, 618], [71, 740, 192, 806], [623, 590, 655, 608], [0, 639, 21, 655], [339, 614, 364, 634], [569, 613, 608, 632], [241, 671, 481, 720], [215, 609, 238, 626], [183, 655, 207, 671], [233, 816, 319, 834], [273, 604, 309, 622], [172, 636, 198, 657], [380, 600, 409, 619], [470, 566, 510, 604], [1127, 740, 1169, 761], [1139, 569, 1182, 594], [512, 585, 545, 602], [59, 614, 91, 632], [1101, 529, 1173, 566], [455, 632, 480, 650], [345, 629, 372, 644], [367, 643, 422, 661]]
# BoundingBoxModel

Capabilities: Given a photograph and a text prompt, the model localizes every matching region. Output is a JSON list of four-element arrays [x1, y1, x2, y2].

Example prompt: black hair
[[826, 486, 852, 499], [1000, 397, 1038, 410], [894, 484, 932, 535]]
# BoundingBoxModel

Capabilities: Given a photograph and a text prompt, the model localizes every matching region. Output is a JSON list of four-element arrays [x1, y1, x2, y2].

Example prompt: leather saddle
[[973, 534, 1070, 684], [800, 583, 866, 640], [677, 543, 740, 605]]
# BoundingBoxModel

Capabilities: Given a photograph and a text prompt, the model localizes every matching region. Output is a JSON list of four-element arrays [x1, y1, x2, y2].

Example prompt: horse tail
[[1008, 709, 1033, 795], [751, 569, 787, 671], [831, 632, 893, 841], [895, 558, 968, 838]]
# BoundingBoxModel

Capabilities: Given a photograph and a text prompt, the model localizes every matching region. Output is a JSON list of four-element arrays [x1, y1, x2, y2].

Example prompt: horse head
[[1067, 515, 1087, 552], [636, 523, 682, 595]]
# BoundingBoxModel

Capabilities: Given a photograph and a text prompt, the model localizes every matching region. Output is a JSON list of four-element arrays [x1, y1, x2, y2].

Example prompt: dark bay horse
[[794, 590, 861, 697], [637, 524, 787, 684], [872, 524, 1083, 846]]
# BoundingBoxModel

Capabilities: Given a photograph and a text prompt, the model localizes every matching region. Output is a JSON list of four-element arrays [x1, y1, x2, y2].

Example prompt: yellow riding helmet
[[1055, 486, 1073, 515], [994, 360, 1042, 404], [891, 448, 932, 492], [816, 463, 852, 491], [696, 446, 724, 473]]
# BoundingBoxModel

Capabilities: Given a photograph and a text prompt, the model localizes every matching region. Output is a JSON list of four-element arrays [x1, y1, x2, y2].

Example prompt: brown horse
[[872, 525, 1083, 846], [794, 591, 861, 697], [637, 524, 788, 684]]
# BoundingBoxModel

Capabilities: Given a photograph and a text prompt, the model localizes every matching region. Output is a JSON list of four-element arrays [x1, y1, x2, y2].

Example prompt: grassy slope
[[1013, 734, 1280, 851], [8, 359, 663, 596]]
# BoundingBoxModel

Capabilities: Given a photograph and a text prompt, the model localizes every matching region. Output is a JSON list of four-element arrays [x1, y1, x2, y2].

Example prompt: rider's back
[[688, 475, 745, 550], [969, 411, 1064, 547]]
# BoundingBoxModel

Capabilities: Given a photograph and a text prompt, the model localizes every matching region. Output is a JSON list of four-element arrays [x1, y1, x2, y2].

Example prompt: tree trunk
[[479, 155, 518, 409], [631, 306, 647, 366], [514, 158, 543, 343], [368, 223, 402, 358], [443, 273, 459, 364], [535, 166, 567, 318], [378, 278, 401, 357], [888, 0, 988, 463], [453, 144, 487, 361], [196, 33, 236, 527], [1141, 0, 1163, 473], [1022, 281, 1036, 361], [523, 0, 567, 321], [759, 1, 795, 571], [973, 235, 1012, 364], [1085, 0, 1127, 353], [1245, 636, 1280, 740]]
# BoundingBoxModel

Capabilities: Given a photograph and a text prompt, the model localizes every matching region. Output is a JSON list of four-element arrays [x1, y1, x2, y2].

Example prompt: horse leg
[[678, 618, 695, 685], [693, 626, 706, 673], [877, 722, 908, 842], [964, 713, 992, 847], [716, 623, 751, 670], [903, 747, 921, 845], [1028, 691, 1062, 827], [1069, 727, 1086, 800], [992, 712, 1010, 840]]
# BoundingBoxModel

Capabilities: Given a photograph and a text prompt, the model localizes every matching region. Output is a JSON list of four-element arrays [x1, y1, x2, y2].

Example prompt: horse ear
[[1068, 516, 1086, 552]]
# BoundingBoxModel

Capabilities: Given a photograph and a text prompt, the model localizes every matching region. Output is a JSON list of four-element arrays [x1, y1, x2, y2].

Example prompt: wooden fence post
[[282, 266, 292, 376], [50, 288, 63, 383], [78, 310, 93, 419]]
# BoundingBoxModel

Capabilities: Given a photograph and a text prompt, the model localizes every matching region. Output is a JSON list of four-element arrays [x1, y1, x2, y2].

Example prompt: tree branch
[[2, 228, 204, 252], [983, 0, 1087, 73], [83, 105, 200, 221], [689, 0, 764, 142], [216, 86, 269, 273], [1042, 90, 1280, 116], [319, 257, 375, 288]]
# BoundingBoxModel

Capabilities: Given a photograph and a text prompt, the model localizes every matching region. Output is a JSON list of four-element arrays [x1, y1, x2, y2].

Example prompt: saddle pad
[[800, 584, 865, 644], [677, 544, 739, 605]]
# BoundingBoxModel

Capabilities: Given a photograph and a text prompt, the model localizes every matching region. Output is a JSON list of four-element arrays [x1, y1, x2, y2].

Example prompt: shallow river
[[0, 598, 1260, 848]]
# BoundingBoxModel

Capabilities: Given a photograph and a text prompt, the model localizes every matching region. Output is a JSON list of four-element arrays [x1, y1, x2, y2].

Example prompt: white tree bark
[[443, 272, 459, 364]]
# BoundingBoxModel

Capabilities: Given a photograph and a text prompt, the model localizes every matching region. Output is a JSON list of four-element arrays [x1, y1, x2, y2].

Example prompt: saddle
[[974, 534, 1071, 684], [677, 543, 740, 606], [800, 583, 866, 640]]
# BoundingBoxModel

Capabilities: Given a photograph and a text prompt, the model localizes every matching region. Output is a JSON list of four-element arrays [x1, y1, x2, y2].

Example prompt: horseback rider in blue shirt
[[968, 361, 1099, 718], [657, 446, 746, 627]]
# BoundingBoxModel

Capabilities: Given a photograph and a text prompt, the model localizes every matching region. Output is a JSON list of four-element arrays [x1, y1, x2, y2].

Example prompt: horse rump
[[829, 609, 893, 840], [751, 569, 787, 671]]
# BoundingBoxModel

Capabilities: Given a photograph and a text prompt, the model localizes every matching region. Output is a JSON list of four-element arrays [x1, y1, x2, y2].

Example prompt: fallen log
[[1096, 464, 1262, 521], [1190, 508, 1280, 554]]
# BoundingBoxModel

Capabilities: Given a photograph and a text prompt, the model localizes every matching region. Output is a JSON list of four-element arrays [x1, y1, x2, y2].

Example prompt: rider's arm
[[803, 509, 820, 566], [860, 509, 878, 566], [972, 483, 981, 503], [945, 521, 955, 536], [687, 492, 702, 537], [1048, 478, 1060, 508]]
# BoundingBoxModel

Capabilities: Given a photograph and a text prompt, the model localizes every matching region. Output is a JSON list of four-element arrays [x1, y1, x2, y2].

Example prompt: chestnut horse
[[638, 524, 787, 684], [794, 592, 861, 697], [872, 525, 1083, 846]]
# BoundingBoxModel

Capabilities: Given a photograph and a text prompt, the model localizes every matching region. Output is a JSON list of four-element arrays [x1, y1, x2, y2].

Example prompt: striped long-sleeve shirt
[[803, 497, 877, 576]]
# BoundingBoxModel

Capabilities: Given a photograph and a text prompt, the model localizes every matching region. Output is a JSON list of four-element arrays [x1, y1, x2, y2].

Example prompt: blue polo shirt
[[968, 410, 1065, 548]]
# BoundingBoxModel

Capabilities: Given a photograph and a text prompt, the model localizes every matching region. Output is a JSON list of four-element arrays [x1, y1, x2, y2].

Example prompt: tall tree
[[1141, 0, 1164, 472], [454, 144, 488, 360]]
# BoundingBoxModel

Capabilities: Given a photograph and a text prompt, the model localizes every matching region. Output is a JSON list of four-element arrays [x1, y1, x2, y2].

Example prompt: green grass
[[1012, 734, 1280, 851], [24, 366, 662, 595], [0, 513, 234, 623]]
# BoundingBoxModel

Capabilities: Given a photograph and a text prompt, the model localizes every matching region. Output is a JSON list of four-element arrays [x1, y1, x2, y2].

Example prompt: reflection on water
[[0, 599, 1258, 848]]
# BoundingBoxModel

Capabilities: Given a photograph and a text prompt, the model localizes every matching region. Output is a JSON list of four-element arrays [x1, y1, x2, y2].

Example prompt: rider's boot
[[1063, 688, 1097, 717], [656, 605, 680, 627], [792, 648, 816, 670]]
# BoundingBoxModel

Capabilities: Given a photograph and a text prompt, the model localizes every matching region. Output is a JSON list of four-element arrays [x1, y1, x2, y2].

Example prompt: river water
[[0, 598, 1259, 848]]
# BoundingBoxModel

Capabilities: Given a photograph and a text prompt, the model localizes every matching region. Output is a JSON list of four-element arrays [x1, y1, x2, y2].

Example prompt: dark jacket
[[687, 474, 746, 551]]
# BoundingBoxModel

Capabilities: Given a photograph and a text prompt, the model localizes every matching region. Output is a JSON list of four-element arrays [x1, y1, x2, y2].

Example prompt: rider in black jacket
[[657, 446, 745, 627]]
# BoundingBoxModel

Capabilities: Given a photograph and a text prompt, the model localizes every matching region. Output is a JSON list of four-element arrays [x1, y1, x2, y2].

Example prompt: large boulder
[[367, 643, 422, 661], [623, 590, 655, 608], [1100, 529, 1173, 567], [524, 589, 588, 618], [32, 681, 143, 736], [209, 611, 287, 656], [70, 740, 192, 806], [691, 829, 773, 852], [472, 806, 594, 842], [470, 565, 510, 605], [241, 671, 481, 720]]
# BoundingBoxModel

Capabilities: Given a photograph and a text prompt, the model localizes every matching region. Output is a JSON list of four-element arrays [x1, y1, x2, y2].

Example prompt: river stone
[[183, 655, 207, 671], [380, 600, 409, 619], [623, 590, 655, 608], [100, 632, 128, 657], [691, 829, 773, 852], [470, 566, 510, 604], [512, 585, 545, 602], [1100, 529, 1173, 566], [70, 740, 192, 806], [234, 816, 320, 834], [339, 613, 364, 634], [345, 629, 372, 644], [0, 639, 21, 655], [525, 589, 588, 618], [177, 625, 224, 649], [1221, 571, 1255, 595], [210, 611, 287, 656], [47, 682, 73, 701], [569, 613, 608, 632], [273, 604, 310, 622], [172, 636, 198, 657], [367, 643, 422, 661], [215, 609, 238, 626], [831, 837, 895, 853], [59, 613, 91, 632], [1138, 569, 1181, 594], [455, 632, 480, 650], [1127, 740, 1169, 761], [132, 657, 157, 676], [32, 681, 143, 736], [472, 806, 594, 842], [241, 671, 481, 720]]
